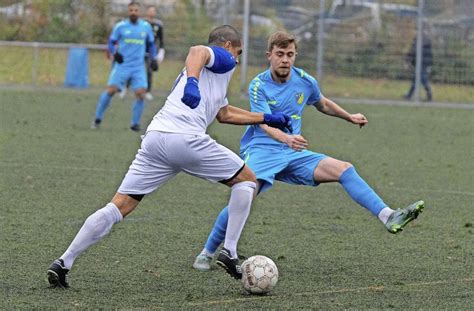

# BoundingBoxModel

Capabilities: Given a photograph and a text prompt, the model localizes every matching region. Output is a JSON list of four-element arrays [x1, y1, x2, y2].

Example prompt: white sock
[[223, 181, 256, 259], [60, 203, 123, 269], [378, 207, 395, 224]]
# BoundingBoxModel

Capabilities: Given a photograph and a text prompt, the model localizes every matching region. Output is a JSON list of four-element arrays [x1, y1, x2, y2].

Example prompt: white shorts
[[117, 131, 245, 195]]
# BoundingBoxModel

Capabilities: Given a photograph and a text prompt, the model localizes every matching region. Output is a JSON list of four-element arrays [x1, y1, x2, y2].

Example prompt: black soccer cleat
[[130, 124, 141, 132], [47, 259, 70, 288], [216, 248, 242, 280], [90, 118, 101, 130]]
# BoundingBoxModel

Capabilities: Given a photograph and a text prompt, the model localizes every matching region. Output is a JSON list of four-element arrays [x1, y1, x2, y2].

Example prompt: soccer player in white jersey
[[47, 25, 292, 288], [193, 31, 425, 271]]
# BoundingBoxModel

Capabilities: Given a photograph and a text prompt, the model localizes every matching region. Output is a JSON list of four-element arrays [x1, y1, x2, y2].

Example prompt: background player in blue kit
[[92, 1, 158, 132], [193, 31, 425, 271], [118, 5, 165, 101]]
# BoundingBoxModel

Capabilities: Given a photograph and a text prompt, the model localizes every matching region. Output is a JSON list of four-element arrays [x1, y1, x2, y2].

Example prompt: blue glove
[[181, 77, 201, 109], [263, 112, 293, 133]]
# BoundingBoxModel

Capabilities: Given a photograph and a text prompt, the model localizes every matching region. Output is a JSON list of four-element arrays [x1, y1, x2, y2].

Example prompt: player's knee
[[106, 87, 117, 96], [111, 193, 141, 217], [243, 168, 257, 183], [248, 174, 257, 184], [234, 166, 257, 184], [338, 161, 353, 177], [342, 161, 353, 171]]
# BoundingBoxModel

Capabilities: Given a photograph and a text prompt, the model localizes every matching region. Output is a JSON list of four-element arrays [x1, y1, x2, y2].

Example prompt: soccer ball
[[241, 255, 278, 295]]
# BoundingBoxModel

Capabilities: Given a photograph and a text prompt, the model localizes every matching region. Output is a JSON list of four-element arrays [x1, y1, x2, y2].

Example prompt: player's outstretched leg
[[338, 166, 425, 233], [216, 181, 255, 279], [47, 259, 70, 288], [216, 248, 242, 280], [47, 203, 123, 288], [385, 200, 425, 234], [193, 206, 229, 271]]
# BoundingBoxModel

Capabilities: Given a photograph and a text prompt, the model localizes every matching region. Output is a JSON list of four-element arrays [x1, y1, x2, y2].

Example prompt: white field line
[[323, 181, 474, 196], [334, 97, 474, 109], [1, 161, 473, 197], [0, 85, 473, 109], [187, 277, 474, 307], [0, 161, 124, 173]]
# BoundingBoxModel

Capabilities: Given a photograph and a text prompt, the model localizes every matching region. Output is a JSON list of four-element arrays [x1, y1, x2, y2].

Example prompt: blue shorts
[[107, 64, 147, 91], [240, 145, 327, 193]]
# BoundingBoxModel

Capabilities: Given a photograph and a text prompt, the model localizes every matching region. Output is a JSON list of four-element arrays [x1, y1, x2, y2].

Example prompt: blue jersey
[[240, 67, 322, 152], [109, 19, 155, 68]]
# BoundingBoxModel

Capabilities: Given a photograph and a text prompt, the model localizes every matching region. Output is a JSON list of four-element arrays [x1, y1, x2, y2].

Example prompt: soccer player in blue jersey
[[46, 25, 292, 288], [193, 31, 425, 271], [91, 1, 158, 132]]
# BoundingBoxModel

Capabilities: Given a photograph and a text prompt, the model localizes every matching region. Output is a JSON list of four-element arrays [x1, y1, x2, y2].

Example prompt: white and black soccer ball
[[241, 255, 278, 295]]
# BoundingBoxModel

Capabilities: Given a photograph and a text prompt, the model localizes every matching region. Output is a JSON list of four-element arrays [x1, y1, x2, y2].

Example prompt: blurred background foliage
[[0, 0, 472, 88]]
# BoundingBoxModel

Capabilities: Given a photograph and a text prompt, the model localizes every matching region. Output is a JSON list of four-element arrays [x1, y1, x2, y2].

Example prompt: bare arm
[[216, 105, 264, 125], [218, 106, 306, 151], [259, 124, 308, 151], [184, 45, 211, 79], [315, 96, 368, 127]]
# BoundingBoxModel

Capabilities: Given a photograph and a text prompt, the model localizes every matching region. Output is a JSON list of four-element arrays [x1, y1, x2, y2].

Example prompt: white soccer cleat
[[193, 254, 212, 271], [118, 88, 127, 99], [90, 119, 101, 130], [144, 92, 153, 101]]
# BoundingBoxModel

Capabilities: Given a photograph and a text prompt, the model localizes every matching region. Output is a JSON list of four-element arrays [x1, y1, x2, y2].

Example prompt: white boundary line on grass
[[0, 85, 473, 109], [0, 161, 124, 173], [1, 161, 473, 196], [334, 97, 474, 109], [378, 185, 474, 196], [187, 277, 474, 307], [324, 182, 474, 197]]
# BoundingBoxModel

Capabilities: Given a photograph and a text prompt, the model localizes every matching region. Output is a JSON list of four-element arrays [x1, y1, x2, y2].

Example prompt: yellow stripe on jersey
[[252, 78, 261, 102], [244, 153, 250, 163], [124, 38, 145, 45]]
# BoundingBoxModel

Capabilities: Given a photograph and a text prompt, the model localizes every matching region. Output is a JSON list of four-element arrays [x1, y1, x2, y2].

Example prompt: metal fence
[[1, 0, 473, 103]]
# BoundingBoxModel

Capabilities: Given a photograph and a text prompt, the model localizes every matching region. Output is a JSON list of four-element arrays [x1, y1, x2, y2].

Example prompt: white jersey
[[147, 46, 234, 135]]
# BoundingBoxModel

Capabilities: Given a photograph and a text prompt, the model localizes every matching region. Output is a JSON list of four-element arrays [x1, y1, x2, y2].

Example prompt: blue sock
[[339, 166, 386, 216], [95, 91, 112, 120], [204, 206, 228, 254], [131, 99, 144, 126]]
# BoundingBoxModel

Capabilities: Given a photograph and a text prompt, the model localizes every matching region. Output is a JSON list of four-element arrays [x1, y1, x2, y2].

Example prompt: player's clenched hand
[[114, 52, 124, 64], [349, 113, 368, 128], [263, 112, 293, 133], [285, 134, 308, 152], [151, 59, 159, 71], [181, 77, 201, 109]]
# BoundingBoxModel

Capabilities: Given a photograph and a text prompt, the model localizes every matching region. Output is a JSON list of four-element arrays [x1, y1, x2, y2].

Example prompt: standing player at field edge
[[119, 5, 165, 101], [92, 1, 159, 132], [193, 31, 425, 271], [143, 5, 165, 101], [47, 25, 292, 288]]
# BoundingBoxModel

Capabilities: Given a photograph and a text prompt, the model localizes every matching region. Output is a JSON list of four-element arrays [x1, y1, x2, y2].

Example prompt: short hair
[[267, 31, 298, 52], [128, 1, 140, 7], [208, 25, 242, 47]]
